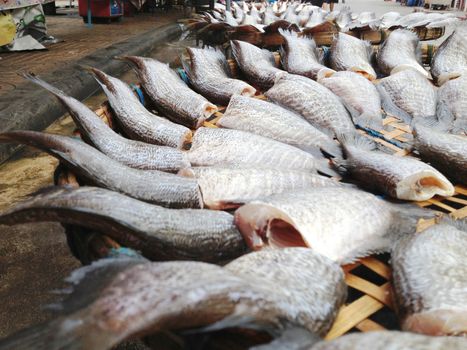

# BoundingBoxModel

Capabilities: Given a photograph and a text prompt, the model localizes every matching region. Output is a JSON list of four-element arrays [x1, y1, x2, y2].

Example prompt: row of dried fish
[[206, 2, 462, 31]]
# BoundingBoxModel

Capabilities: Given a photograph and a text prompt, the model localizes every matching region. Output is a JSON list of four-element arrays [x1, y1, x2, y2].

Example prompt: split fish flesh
[[329, 33, 376, 80], [187, 127, 320, 172], [265, 73, 356, 137], [413, 123, 467, 184], [89, 68, 192, 148], [336, 134, 454, 201], [310, 331, 467, 350], [0, 186, 245, 262], [279, 29, 335, 80], [231, 40, 283, 90], [376, 69, 437, 123], [179, 167, 342, 209], [436, 74, 467, 134], [24, 73, 190, 172], [183, 47, 256, 106], [234, 186, 434, 263], [0, 131, 202, 208], [377, 29, 428, 78], [431, 25, 467, 86], [318, 71, 382, 130], [0, 249, 346, 350], [120, 56, 217, 129], [216, 94, 341, 157], [392, 219, 467, 336]]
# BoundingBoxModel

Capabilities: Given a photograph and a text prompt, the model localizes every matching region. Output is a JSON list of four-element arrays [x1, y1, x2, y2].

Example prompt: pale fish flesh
[[336, 134, 454, 201], [179, 167, 342, 209], [183, 47, 256, 106], [413, 123, 467, 184], [279, 29, 335, 80], [0, 186, 245, 262], [265, 73, 356, 137], [377, 29, 428, 78], [329, 33, 377, 80], [187, 127, 321, 172], [430, 24, 467, 86], [231, 39, 283, 90], [391, 219, 467, 336], [376, 69, 437, 123], [216, 94, 341, 157], [121, 56, 217, 129], [318, 71, 382, 130], [234, 186, 434, 264]]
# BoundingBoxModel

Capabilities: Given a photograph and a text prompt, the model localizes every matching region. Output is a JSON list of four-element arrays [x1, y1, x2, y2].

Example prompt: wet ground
[[0, 0, 463, 340]]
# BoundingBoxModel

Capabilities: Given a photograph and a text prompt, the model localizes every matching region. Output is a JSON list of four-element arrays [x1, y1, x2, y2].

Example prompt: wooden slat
[[345, 275, 392, 307], [359, 257, 391, 280], [355, 318, 387, 332]]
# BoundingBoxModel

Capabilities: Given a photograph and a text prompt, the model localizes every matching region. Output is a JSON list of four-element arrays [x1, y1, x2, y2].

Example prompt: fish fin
[[21, 72, 66, 97], [411, 114, 449, 132], [250, 328, 320, 350], [389, 202, 439, 238], [354, 111, 383, 131], [278, 45, 287, 69], [439, 216, 467, 231], [376, 83, 414, 124], [315, 158, 341, 178], [337, 132, 377, 152], [278, 28, 298, 38]]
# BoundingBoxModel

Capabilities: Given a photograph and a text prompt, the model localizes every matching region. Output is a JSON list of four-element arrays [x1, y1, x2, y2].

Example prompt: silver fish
[[436, 75, 467, 134], [0, 186, 245, 262], [231, 40, 283, 90], [0, 131, 202, 208], [305, 9, 325, 29], [234, 186, 434, 264], [23, 73, 190, 172], [216, 94, 341, 157], [377, 29, 428, 78], [329, 33, 377, 80], [335, 7, 352, 30], [395, 12, 427, 28], [279, 29, 335, 80], [392, 219, 467, 336], [413, 123, 467, 184], [265, 73, 356, 137], [336, 134, 454, 201], [121, 56, 217, 129], [183, 47, 256, 106], [318, 71, 382, 130], [376, 69, 437, 124], [187, 127, 320, 172], [431, 25, 467, 86], [0, 248, 345, 350], [379, 11, 401, 29], [311, 331, 467, 350], [179, 166, 342, 209], [89, 68, 192, 148]]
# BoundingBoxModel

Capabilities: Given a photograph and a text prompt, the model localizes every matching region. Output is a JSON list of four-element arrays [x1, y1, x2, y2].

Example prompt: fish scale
[[436, 75, 467, 134]]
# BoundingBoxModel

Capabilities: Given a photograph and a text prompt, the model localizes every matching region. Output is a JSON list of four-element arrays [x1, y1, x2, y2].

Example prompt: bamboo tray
[[54, 59, 466, 344]]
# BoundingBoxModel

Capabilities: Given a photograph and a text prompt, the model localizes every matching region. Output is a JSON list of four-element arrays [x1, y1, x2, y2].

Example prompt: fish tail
[[84, 66, 117, 94], [376, 83, 414, 124], [21, 72, 66, 98], [315, 158, 341, 178], [115, 55, 145, 71], [354, 111, 383, 131], [390, 203, 439, 239], [337, 132, 377, 153]]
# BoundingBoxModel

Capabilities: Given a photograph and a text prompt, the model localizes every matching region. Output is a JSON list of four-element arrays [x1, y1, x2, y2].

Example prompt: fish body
[[330, 33, 376, 80], [311, 331, 467, 350], [121, 56, 217, 129], [0, 186, 245, 262], [216, 94, 340, 157], [234, 186, 433, 263], [24, 74, 189, 172], [436, 75, 467, 134], [376, 69, 437, 123], [392, 220, 467, 336], [0, 131, 202, 208], [179, 167, 342, 209], [183, 47, 256, 106], [379, 11, 401, 29], [89, 68, 192, 148], [305, 9, 325, 28], [318, 71, 382, 129], [431, 25, 467, 85], [395, 12, 427, 27], [265, 73, 356, 137], [187, 127, 318, 172], [231, 40, 283, 90], [337, 135, 454, 201], [413, 123, 467, 184], [377, 29, 428, 78], [279, 29, 334, 80], [0, 249, 346, 350]]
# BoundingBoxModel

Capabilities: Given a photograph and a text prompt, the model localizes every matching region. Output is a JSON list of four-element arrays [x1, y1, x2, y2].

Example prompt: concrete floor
[[0, 0, 462, 342]]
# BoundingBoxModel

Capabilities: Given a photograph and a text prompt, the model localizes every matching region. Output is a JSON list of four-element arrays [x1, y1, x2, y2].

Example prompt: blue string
[[130, 84, 145, 106], [177, 68, 190, 84]]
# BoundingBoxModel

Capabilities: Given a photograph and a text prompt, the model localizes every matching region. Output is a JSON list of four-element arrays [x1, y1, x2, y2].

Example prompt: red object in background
[[79, 0, 124, 19], [123, 0, 136, 17]]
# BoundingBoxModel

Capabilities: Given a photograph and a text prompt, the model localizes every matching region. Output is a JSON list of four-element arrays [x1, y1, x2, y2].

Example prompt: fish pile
[[0, 11, 467, 349]]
